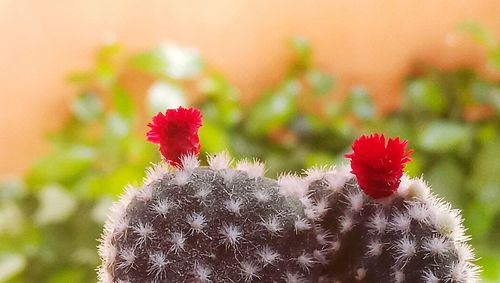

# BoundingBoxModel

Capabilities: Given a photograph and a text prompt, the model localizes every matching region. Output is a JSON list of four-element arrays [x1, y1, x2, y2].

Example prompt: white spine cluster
[[278, 173, 308, 198], [236, 159, 265, 179]]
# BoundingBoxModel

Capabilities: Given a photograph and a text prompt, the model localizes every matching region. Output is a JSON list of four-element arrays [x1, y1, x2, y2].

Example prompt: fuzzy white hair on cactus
[[366, 210, 387, 234], [236, 159, 265, 179], [257, 245, 280, 266], [207, 151, 232, 170], [355, 267, 367, 280], [239, 261, 261, 282], [389, 211, 412, 234], [219, 223, 243, 249], [422, 236, 450, 257], [367, 240, 384, 257], [150, 198, 174, 218], [224, 198, 243, 215], [324, 165, 352, 193], [143, 162, 169, 185], [180, 153, 200, 171], [186, 212, 207, 234], [293, 217, 311, 233], [422, 269, 440, 283], [192, 262, 212, 282], [252, 189, 271, 203], [260, 216, 283, 236], [168, 231, 186, 254], [296, 252, 315, 271], [278, 173, 308, 197]]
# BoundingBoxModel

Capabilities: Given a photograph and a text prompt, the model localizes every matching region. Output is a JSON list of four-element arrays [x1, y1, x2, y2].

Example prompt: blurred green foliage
[[1, 26, 500, 282]]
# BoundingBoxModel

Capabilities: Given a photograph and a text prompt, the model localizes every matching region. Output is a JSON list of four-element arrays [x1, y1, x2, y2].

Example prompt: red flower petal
[[147, 107, 202, 167], [345, 134, 413, 199]]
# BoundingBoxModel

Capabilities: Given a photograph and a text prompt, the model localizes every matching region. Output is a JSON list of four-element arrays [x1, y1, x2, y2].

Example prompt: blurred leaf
[[35, 184, 77, 225], [199, 121, 230, 153], [94, 43, 121, 86], [66, 71, 92, 85], [306, 69, 334, 96], [245, 80, 300, 135], [487, 48, 500, 70], [418, 121, 472, 153], [0, 253, 26, 282], [198, 73, 239, 100], [47, 268, 85, 283], [97, 42, 121, 62], [86, 174, 126, 199], [304, 151, 335, 168], [404, 78, 447, 114], [347, 87, 375, 120], [476, 252, 500, 281], [403, 154, 424, 177], [91, 197, 113, 224], [0, 202, 24, 236], [489, 88, 500, 111], [468, 140, 500, 215], [329, 116, 354, 138], [112, 85, 135, 119], [147, 81, 186, 115], [129, 48, 166, 75], [370, 118, 414, 141], [96, 62, 115, 86], [201, 100, 242, 128], [26, 145, 96, 186], [71, 93, 103, 123], [105, 113, 131, 139], [290, 114, 328, 138], [230, 134, 262, 158], [427, 158, 464, 207], [470, 140, 500, 183], [477, 123, 499, 145], [464, 199, 497, 239], [289, 37, 311, 71], [458, 21, 497, 48], [158, 43, 203, 79], [471, 80, 493, 103], [96, 165, 145, 197], [0, 179, 26, 200]]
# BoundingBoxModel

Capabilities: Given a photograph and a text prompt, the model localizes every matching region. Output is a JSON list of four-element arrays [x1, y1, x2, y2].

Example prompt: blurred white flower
[[0, 253, 26, 282], [0, 202, 23, 235], [159, 43, 202, 79], [35, 184, 77, 225], [147, 81, 187, 114], [91, 196, 113, 224]]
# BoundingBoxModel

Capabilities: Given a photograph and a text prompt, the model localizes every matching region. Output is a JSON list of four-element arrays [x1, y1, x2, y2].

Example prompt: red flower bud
[[345, 134, 413, 199], [147, 107, 202, 167]]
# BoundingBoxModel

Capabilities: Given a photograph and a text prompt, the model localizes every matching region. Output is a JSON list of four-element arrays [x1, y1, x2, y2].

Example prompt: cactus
[[98, 154, 327, 282], [304, 168, 479, 282], [97, 107, 480, 282], [303, 134, 480, 282]]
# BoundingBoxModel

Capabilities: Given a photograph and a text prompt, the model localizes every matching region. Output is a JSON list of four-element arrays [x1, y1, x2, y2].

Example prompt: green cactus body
[[304, 167, 480, 283], [98, 154, 326, 283]]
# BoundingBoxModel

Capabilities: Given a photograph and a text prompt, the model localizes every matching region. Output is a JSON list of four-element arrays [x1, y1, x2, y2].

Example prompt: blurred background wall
[[1, 0, 500, 175]]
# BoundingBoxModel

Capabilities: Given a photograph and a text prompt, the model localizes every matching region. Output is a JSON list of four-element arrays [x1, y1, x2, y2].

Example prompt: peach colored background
[[1, 0, 500, 175]]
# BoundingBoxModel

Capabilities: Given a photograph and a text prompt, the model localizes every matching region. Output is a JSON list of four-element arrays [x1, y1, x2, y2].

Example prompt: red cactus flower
[[147, 107, 202, 167], [345, 134, 413, 199]]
